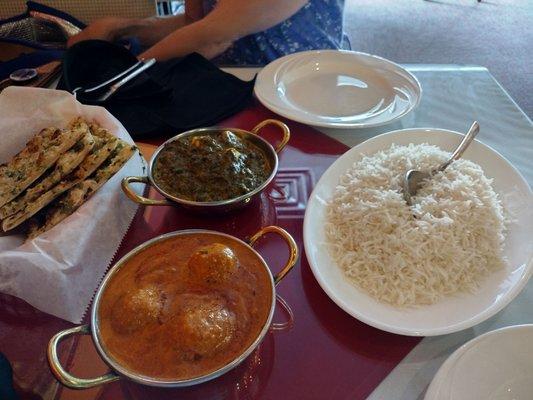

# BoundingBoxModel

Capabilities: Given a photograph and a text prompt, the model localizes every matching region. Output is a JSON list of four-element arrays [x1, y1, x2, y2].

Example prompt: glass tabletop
[[1, 64, 531, 400], [228, 64, 533, 400], [361, 65, 533, 400], [231, 65, 532, 181]]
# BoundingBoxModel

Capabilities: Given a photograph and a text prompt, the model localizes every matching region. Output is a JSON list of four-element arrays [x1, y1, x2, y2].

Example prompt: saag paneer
[[153, 131, 271, 202]]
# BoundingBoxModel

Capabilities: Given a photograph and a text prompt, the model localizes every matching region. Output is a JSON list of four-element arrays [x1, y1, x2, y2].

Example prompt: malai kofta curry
[[97, 233, 273, 380], [152, 131, 271, 202]]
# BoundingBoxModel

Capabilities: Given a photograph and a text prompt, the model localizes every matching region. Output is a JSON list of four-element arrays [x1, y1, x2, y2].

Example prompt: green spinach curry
[[153, 131, 271, 202]]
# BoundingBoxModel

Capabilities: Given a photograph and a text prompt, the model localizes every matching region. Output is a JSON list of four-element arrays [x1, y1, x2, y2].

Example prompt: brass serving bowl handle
[[251, 119, 290, 153], [48, 324, 119, 389], [249, 225, 298, 285], [121, 176, 172, 206], [249, 226, 298, 331], [270, 294, 294, 331]]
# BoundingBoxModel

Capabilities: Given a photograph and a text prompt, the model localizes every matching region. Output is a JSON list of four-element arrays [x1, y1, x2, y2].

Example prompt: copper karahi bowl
[[48, 226, 297, 389], [121, 119, 290, 213]]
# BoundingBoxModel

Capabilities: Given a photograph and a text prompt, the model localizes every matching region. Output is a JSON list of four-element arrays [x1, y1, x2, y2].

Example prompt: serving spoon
[[402, 121, 480, 206]]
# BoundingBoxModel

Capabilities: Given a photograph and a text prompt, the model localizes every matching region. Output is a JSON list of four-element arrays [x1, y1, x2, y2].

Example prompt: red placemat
[[57, 103, 421, 400], [0, 102, 421, 400]]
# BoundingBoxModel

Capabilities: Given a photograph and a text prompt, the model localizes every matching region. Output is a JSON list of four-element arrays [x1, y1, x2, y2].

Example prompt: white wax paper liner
[[0, 87, 145, 323]]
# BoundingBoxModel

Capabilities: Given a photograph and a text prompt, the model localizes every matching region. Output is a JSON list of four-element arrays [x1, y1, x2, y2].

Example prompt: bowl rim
[[90, 229, 277, 387], [146, 127, 279, 207]]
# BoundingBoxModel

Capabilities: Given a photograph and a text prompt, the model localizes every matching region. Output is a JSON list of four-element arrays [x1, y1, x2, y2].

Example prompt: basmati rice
[[325, 143, 506, 306]]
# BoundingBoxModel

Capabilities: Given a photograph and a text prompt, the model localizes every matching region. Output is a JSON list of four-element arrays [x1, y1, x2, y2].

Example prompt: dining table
[[0, 63, 531, 400]]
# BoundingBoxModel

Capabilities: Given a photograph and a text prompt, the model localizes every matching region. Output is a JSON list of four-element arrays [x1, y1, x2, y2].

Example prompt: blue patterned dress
[[203, 0, 348, 65]]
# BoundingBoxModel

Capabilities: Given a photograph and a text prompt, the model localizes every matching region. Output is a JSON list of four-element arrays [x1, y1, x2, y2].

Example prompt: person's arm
[[67, 0, 205, 48], [139, 0, 309, 61]]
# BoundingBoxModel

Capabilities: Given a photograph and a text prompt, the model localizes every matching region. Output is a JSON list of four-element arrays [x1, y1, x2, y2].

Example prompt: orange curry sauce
[[97, 233, 273, 380]]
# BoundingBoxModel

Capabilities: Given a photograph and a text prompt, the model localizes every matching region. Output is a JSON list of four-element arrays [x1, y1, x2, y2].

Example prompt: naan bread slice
[[0, 119, 88, 207], [91, 141, 136, 184], [27, 141, 136, 238], [2, 136, 124, 232], [70, 133, 119, 181], [89, 122, 114, 140], [27, 180, 98, 239], [0, 130, 95, 219]]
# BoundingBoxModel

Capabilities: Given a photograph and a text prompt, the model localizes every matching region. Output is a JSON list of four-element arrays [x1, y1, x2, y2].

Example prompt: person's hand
[[68, 17, 124, 47]]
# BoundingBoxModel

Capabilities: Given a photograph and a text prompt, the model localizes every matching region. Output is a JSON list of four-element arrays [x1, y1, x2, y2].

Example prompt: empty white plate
[[425, 325, 533, 399], [303, 128, 533, 336], [254, 50, 421, 129]]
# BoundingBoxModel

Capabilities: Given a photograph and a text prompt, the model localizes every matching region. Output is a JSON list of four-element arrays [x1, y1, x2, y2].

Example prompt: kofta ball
[[177, 294, 236, 357], [187, 243, 238, 285], [111, 286, 163, 334]]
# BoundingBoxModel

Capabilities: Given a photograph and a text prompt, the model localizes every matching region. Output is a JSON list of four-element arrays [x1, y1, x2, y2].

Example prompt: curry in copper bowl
[[122, 119, 290, 212], [48, 227, 298, 389], [153, 130, 271, 203]]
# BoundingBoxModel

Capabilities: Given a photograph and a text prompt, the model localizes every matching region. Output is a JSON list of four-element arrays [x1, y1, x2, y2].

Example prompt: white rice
[[325, 143, 506, 307]]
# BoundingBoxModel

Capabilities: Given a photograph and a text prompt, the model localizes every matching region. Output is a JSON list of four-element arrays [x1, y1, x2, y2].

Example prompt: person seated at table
[[67, 0, 348, 65]]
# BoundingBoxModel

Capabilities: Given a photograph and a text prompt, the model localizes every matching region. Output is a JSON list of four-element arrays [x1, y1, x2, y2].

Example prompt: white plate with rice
[[303, 128, 532, 336]]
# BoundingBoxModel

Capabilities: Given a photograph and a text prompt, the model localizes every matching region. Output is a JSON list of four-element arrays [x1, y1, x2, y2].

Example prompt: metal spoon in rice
[[403, 121, 480, 206]]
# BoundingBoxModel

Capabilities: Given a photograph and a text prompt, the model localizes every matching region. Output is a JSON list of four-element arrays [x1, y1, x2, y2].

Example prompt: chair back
[[0, 1, 157, 22]]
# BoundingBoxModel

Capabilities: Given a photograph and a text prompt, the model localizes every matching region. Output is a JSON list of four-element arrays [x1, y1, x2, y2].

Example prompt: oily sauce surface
[[98, 233, 273, 380], [152, 131, 271, 202]]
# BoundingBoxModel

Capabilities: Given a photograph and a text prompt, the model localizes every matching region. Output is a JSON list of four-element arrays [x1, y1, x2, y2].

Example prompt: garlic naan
[[0, 129, 95, 219], [0, 119, 88, 208], [27, 141, 136, 238], [2, 135, 125, 232]]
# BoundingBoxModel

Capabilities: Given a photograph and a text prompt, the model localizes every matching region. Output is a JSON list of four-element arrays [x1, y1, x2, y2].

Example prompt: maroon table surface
[[0, 103, 421, 400]]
